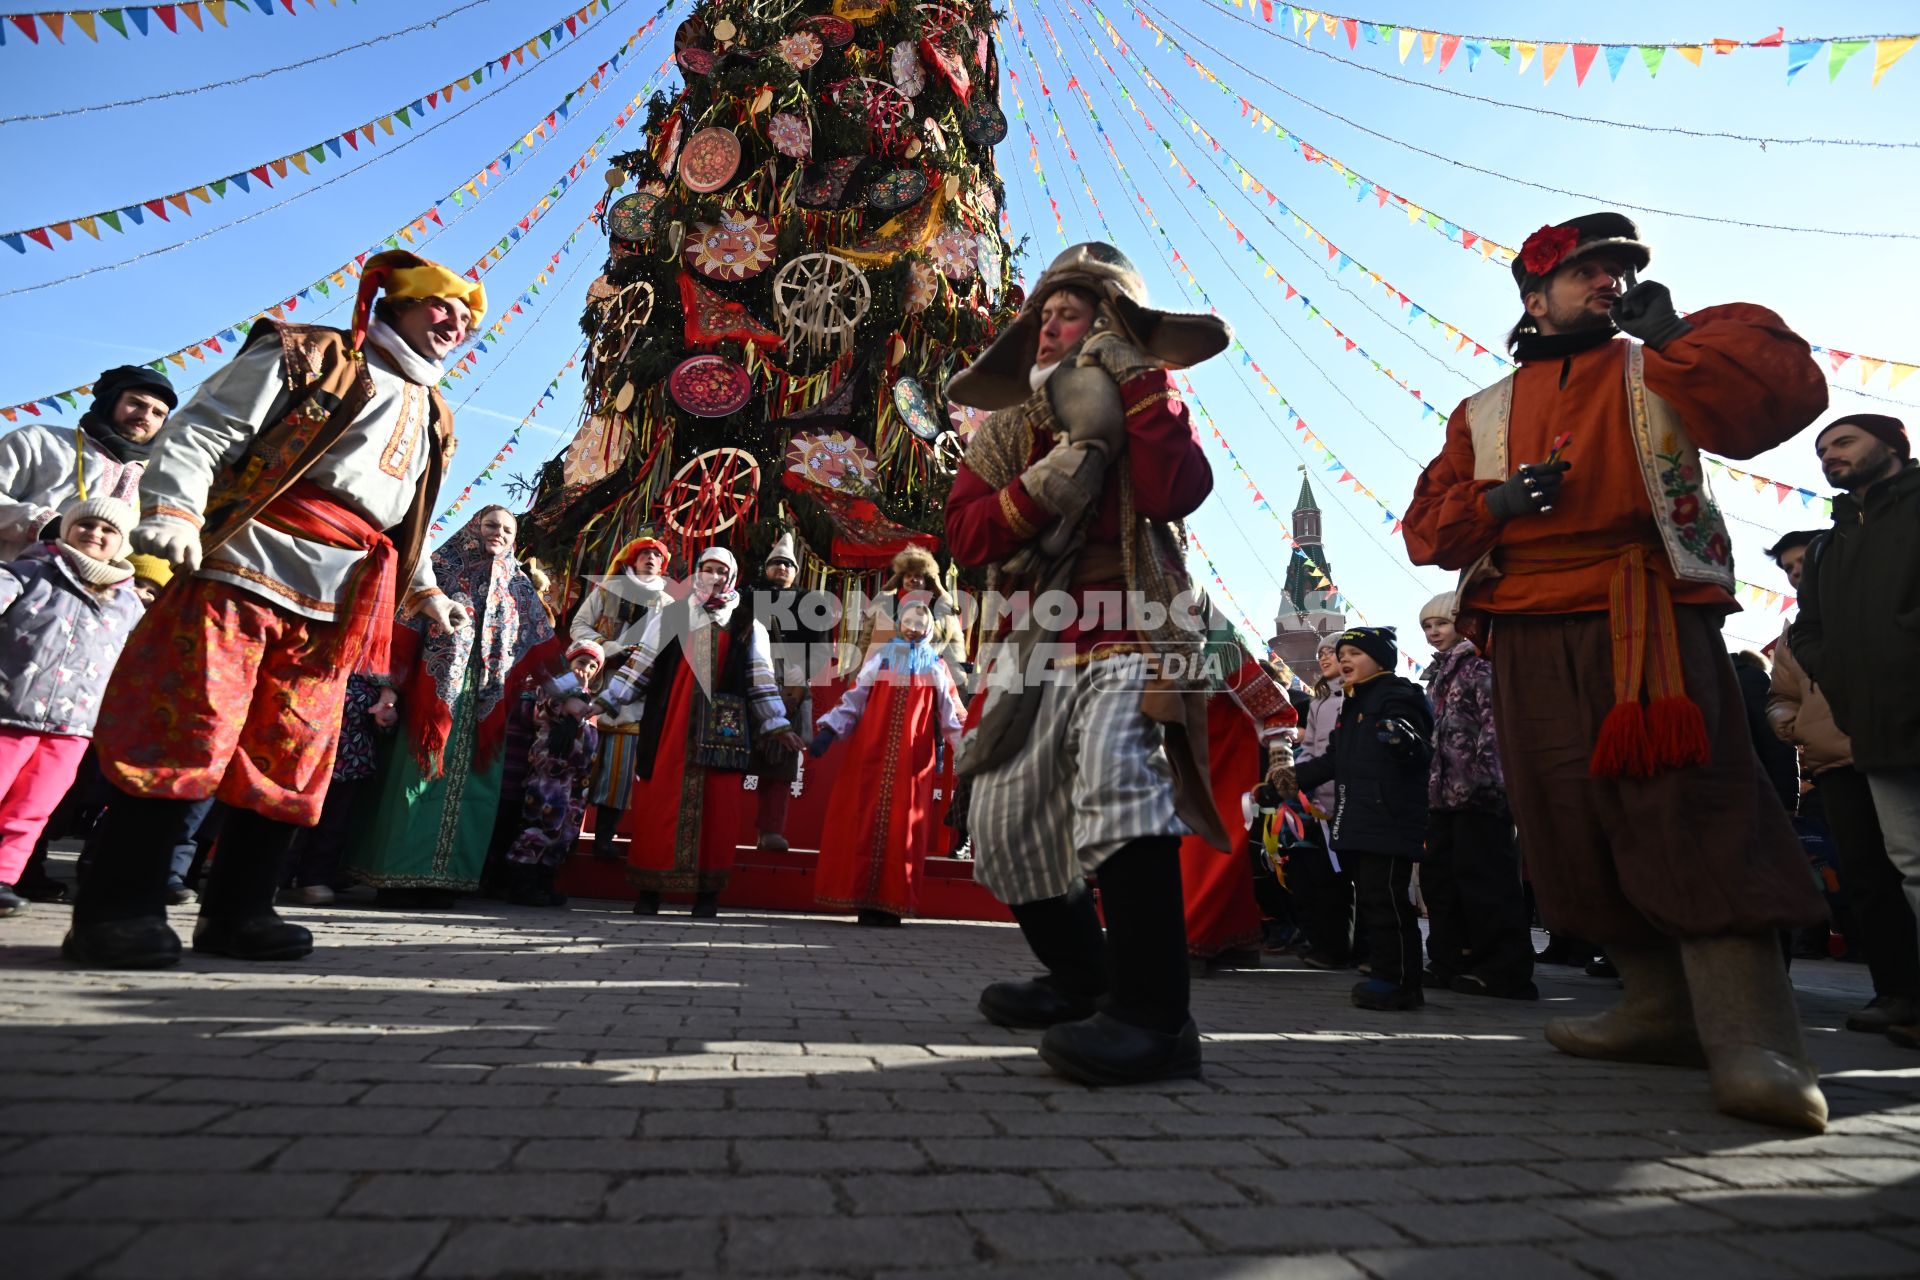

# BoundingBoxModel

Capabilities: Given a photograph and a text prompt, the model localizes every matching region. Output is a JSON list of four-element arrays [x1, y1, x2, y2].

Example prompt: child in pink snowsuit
[[0, 497, 145, 916]]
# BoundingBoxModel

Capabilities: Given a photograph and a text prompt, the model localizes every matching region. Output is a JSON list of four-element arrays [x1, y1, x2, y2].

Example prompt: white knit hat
[[1418, 591, 1457, 623], [62, 495, 137, 540]]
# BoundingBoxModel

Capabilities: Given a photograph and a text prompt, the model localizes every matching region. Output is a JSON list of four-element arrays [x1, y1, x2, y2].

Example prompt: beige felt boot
[[1681, 933, 1828, 1134], [1545, 938, 1708, 1068]]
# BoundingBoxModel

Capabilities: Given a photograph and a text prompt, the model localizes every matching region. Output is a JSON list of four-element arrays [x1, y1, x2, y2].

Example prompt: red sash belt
[[256, 480, 396, 676], [1497, 539, 1711, 779]]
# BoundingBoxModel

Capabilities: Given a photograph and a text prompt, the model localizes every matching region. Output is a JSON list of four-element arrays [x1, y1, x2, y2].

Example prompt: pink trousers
[[0, 728, 89, 883]]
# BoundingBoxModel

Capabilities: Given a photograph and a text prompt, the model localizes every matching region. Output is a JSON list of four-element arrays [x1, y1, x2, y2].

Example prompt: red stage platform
[[553, 739, 1012, 923]]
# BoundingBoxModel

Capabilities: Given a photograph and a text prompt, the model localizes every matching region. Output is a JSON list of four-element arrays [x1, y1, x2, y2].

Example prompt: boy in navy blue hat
[[1278, 627, 1435, 1010]]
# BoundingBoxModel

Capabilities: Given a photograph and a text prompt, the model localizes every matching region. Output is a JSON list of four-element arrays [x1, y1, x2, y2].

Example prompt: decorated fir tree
[[522, 0, 1019, 604]]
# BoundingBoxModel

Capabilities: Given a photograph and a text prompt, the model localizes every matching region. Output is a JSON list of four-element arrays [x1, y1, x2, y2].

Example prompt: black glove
[[809, 726, 838, 758], [1376, 718, 1426, 760], [1484, 460, 1571, 522], [1610, 280, 1692, 350]]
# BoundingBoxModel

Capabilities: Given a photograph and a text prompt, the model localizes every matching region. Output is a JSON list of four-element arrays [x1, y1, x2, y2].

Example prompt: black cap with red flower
[[1513, 212, 1651, 294]]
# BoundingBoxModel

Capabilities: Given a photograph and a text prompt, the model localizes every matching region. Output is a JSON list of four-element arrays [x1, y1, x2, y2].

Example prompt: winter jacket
[[1766, 619, 1850, 777], [1733, 652, 1798, 810], [0, 421, 146, 561], [1293, 672, 1433, 859], [1790, 461, 1920, 770], [0, 551, 145, 737], [1295, 687, 1342, 815], [1423, 641, 1506, 812]]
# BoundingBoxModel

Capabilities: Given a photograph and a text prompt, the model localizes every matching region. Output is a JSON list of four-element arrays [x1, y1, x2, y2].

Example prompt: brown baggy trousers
[[1490, 606, 1826, 943]]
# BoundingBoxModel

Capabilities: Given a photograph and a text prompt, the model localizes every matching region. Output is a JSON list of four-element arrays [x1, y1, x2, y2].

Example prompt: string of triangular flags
[[444, 214, 608, 382], [431, 344, 586, 534], [1734, 577, 1798, 615], [2, 0, 358, 45], [1082, 0, 1920, 408], [2, 0, 643, 252], [1208, 1, 1917, 88], [1044, 8, 1484, 420], [996, 31, 1068, 244], [1704, 458, 1835, 518], [1098, 1, 1516, 264], [0, 50, 669, 425], [1001, 0, 1116, 243]]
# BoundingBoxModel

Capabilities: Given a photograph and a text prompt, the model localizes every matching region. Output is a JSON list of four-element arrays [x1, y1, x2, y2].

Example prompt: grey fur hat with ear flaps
[[947, 242, 1233, 411]]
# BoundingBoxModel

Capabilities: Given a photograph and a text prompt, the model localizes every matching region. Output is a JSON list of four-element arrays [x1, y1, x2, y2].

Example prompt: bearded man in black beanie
[[0, 365, 176, 559]]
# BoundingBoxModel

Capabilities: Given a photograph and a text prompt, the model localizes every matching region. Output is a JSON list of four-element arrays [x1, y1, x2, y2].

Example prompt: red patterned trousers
[[94, 576, 353, 827]]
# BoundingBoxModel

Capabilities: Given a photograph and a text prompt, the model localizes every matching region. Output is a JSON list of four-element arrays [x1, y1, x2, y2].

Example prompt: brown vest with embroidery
[[201, 322, 455, 596], [1454, 343, 1736, 606]]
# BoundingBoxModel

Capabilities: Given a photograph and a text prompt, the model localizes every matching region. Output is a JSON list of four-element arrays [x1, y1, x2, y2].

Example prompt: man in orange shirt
[[1404, 212, 1830, 1132]]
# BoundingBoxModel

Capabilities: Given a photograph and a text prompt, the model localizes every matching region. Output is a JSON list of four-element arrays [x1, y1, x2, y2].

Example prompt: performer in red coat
[[810, 602, 966, 926]]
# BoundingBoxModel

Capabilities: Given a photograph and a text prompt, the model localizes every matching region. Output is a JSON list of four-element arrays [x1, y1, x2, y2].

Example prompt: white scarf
[[365, 316, 447, 386], [1029, 360, 1060, 391], [622, 567, 667, 610], [58, 540, 134, 588]]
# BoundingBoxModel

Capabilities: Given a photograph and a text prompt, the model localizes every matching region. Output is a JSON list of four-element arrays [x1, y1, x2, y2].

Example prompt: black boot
[[535, 864, 568, 908], [979, 886, 1108, 1029], [191, 808, 313, 961], [504, 863, 543, 906], [64, 794, 192, 968], [857, 908, 903, 927], [633, 890, 661, 915], [690, 891, 720, 918], [1040, 837, 1202, 1086]]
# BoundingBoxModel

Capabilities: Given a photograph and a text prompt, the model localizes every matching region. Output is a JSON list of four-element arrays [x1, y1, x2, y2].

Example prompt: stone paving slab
[[3, 892, 1919, 1279]]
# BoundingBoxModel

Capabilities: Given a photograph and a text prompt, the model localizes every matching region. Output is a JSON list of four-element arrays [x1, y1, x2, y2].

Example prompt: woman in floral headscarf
[[348, 506, 559, 906]]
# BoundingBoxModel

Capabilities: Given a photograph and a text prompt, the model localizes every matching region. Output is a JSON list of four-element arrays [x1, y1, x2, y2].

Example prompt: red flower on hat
[[1519, 224, 1581, 278]]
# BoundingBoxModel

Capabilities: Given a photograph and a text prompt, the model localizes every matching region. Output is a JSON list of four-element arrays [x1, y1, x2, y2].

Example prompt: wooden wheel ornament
[[932, 429, 966, 475], [661, 447, 762, 540], [772, 252, 871, 359]]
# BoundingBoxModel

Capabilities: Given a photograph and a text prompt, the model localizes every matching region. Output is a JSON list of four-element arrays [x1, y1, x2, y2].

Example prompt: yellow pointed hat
[[352, 250, 488, 349]]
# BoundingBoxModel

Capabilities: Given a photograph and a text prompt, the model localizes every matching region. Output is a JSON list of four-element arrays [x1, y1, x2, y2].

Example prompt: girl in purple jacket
[[0, 497, 144, 916]]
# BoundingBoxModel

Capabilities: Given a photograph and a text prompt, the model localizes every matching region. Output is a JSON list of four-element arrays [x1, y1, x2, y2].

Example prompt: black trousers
[[289, 777, 367, 889], [1286, 838, 1355, 964], [1348, 851, 1420, 988], [1816, 766, 1920, 999], [1423, 808, 1535, 989]]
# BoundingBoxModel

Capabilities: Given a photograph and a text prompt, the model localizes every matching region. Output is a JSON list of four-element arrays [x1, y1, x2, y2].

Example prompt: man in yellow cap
[[64, 251, 485, 969]]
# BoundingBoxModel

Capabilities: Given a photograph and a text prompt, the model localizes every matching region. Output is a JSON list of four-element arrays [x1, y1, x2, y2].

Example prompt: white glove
[[1020, 439, 1108, 520], [131, 515, 203, 573], [416, 594, 471, 634]]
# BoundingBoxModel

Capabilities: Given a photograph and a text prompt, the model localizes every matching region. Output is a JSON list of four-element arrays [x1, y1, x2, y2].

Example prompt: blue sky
[[3, 0, 1917, 663]]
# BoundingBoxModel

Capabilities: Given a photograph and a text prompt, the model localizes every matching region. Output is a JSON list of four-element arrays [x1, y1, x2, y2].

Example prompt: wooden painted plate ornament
[[892, 377, 942, 441], [930, 226, 979, 280], [767, 111, 812, 159], [807, 14, 856, 46], [777, 29, 824, 70], [903, 257, 939, 314], [676, 47, 717, 76], [607, 187, 664, 242], [677, 128, 742, 194], [864, 166, 928, 213], [961, 95, 1008, 147], [669, 354, 753, 418], [891, 42, 926, 96], [683, 209, 778, 282]]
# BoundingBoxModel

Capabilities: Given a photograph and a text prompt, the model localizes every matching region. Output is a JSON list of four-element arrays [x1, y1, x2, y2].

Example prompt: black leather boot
[[690, 891, 720, 918], [63, 794, 192, 968], [192, 809, 313, 961], [633, 890, 661, 915], [1041, 837, 1202, 1085], [979, 886, 1108, 1029]]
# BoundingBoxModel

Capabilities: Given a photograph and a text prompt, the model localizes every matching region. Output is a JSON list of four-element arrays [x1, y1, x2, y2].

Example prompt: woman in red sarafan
[[809, 602, 966, 926]]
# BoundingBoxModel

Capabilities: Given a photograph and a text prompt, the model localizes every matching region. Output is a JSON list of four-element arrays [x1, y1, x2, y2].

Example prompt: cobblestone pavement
[[4, 890, 1919, 1280]]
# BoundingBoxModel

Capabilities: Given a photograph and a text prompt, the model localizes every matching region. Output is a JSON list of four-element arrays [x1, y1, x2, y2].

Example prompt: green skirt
[[347, 686, 503, 892]]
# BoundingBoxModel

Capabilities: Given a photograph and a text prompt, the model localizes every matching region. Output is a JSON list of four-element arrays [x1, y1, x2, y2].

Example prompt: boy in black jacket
[[1279, 627, 1435, 1010]]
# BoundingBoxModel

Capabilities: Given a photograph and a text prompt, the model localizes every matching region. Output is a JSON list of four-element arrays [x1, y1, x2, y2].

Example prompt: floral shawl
[[402, 511, 556, 776]]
